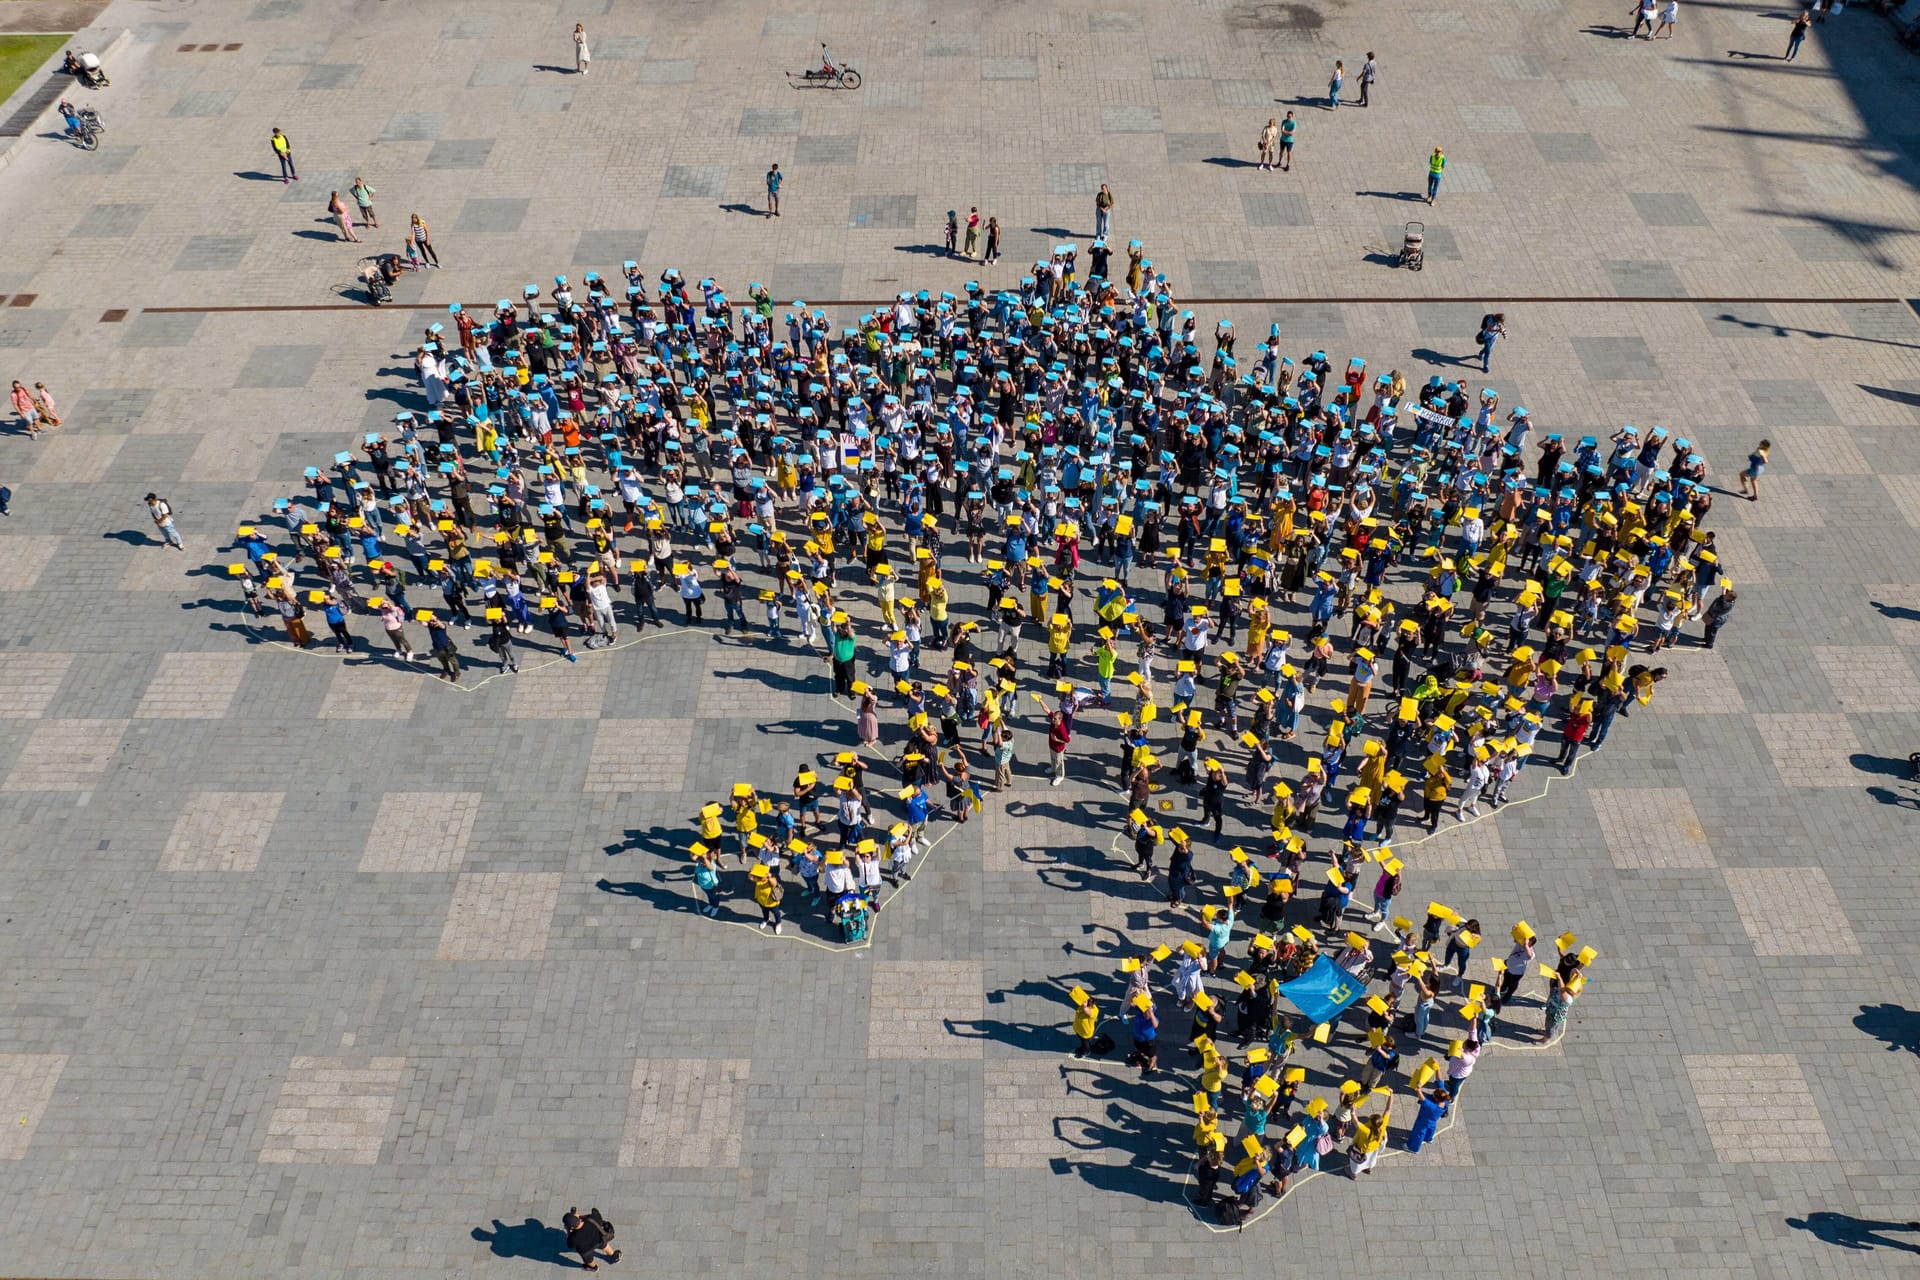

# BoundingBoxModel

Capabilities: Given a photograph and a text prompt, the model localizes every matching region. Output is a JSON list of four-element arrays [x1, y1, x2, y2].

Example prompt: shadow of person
[[1786, 1211, 1920, 1254], [1855, 1003, 1920, 1056], [471, 1217, 574, 1265]]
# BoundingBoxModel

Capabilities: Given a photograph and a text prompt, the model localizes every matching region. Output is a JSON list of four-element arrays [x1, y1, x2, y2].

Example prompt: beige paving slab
[[1814, 645, 1920, 713], [618, 1058, 751, 1168], [259, 1057, 405, 1165], [24, 434, 123, 484], [133, 652, 251, 719], [1400, 819, 1508, 872], [181, 430, 278, 484], [0, 653, 73, 719], [1722, 867, 1861, 957], [506, 658, 610, 718], [1682, 1054, 1834, 1164], [1753, 712, 1863, 789], [317, 663, 424, 720], [986, 1059, 1123, 1169], [1590, 788, 1715, 870], [435, 872, 563, 961], [358, 791, 482, 872], [1, 718, 127, 791], [582, 718, 692, 792], [1733, 476, 1824, 529], [1649, 649, 1746, 717], [0, 536, 59, 590], [0, 1054, 67, 1161], [161, 790, 285, 872]]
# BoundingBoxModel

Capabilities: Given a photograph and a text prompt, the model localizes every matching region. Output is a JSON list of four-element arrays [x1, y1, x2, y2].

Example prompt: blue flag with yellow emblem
[[1278, 955, 1368, 1025]]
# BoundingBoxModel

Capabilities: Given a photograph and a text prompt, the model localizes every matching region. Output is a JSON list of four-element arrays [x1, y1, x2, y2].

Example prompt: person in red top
[[1047, 709, 1072, 787], [1554, 700, 1592, 774]]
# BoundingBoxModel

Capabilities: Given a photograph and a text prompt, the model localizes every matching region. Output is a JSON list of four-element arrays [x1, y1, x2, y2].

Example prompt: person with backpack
[[1476, 313, 1507, 372]]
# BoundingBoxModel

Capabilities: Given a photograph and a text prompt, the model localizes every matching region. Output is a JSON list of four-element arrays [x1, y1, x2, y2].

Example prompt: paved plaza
[[2, 0, 1920, 1276]]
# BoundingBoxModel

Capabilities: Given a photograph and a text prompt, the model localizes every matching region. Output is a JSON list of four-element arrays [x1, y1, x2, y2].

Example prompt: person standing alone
[[1359, 52, 1377, 106], [1094, 183, 1114, 238], [145, 492, 183, 551], [766, 163, 783, 217], [574, 23, 591, 75], [270, 127, 297, 183], [1426, 146, 1445, 203], [1785, 10, 1810, 60]]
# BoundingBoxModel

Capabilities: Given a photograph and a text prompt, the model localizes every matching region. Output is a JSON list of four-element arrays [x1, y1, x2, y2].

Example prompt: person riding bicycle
[[820, 43, 834, 74], [59, 100, 86, 140]]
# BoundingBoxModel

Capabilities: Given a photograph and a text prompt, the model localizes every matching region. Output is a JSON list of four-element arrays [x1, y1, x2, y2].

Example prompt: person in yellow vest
[[1426, 146, 1446, 203]]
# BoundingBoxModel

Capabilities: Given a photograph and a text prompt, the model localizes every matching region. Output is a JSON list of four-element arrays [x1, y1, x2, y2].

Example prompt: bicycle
[[61, 104, 103, 150], [792, 42, 861, 89]]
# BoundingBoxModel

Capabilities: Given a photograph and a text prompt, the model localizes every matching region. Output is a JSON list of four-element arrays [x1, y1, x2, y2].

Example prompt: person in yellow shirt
[[1347, 1094, 1393, 1176], [1072, 997, 1100, 1057]]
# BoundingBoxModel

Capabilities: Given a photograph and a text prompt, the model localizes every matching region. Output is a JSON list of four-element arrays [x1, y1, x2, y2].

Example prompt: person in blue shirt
[[1125, 996, 1159, 1077], [1405, 1084, 1450, 1153], [765, 164, 783, 217]]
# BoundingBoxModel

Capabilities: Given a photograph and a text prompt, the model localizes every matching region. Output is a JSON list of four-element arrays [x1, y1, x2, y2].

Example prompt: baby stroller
[[1399, 222, 1424, 271], [834, 891, 872, 943]]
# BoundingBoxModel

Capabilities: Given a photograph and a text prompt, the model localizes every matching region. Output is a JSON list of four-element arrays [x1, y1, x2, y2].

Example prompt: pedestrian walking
[[1653, 0, 1678, 37], [270, 126, 297, 183], [1737, 439, 1769, 500], [410, 213, 439, 266], [30, 381, 60, 430], [573, 23, 591, 75], [983, 216, 1001, 264], [1047, 707, 1072, 785], [349, 176, 378, 229], [328, 191, 360, 243], [9, 379, 40, 437], [1785, 10, 1810, 59], [1426, 146, 1445, 203], [1476, 313, 1507, 372], [1327, 59, 1344, 109], [765, 163, 783, 216], [1702, 585, 1737, 649], [562, 1208, 620, 1271], [1258, 118, 1278, 170], [145, 492, 183, 550], [1094, 183, 1114, 238], [1359, 51, 1377, 106]]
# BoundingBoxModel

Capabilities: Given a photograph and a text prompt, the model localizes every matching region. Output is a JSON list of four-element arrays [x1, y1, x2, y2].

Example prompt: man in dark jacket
[[563, 1208, 620, 1271]]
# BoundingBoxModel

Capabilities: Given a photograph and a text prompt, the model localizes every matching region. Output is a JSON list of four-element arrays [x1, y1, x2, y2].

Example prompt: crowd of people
[[220, 250, 1743, 1215]]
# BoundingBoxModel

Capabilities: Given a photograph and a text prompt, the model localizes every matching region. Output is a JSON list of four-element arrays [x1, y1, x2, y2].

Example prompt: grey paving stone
[[1089, 10, 1144, 31], [117, 311, 204, 348], [1214, 79, 1275, 107], [170, 89, 239, 118], [0, 310, 70, 352], [1630, 192, 1710, 228], [1100, 105, 1163, 134], [593, 35, 652, 60], [1532, 131, 1605, 164], [173, 235, 255, 271], [1164, 132, 1230, 164], [440, 14, 494, 38], [455, 197, 530, 234], [515, 84, 574, 114], [794, 134, 859, 166], [1742, 379, 1837, 427], [925, 32, 980, 56], [739, 108, 802, 136], [771, 263, 844, 302], [1151, 54, 1210, 79], [424, 139, 493, 170], [1044, 162, 1105, 195], [982, 56, 1038, 81], [660, 165, 726, 198], [467, 60, 528, 88], [1602, 259, 1687, 297], [380, 112, 446, 142], [69, 202, 148, 240], [763, 13, 818, 34], [638, 59, 698, 83], [1571, 334, 1661, 380], [848, 195, 916, 229], [1779, 224, 1870, 263], [235, 345, 325, 390], [1698, 303, 1780, 338], [572, 230, 648, 269], [299, 64, 363, 91], [1187, 259, 1261, 296], [1242, 192, 1313, 227], [1385, 222, 1460, 259], [249, 0, 304, 18]]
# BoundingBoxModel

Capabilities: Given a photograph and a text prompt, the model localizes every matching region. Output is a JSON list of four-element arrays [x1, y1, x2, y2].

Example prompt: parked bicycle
[[791, 43, 860, 89], [59, 100, 103, 150]]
